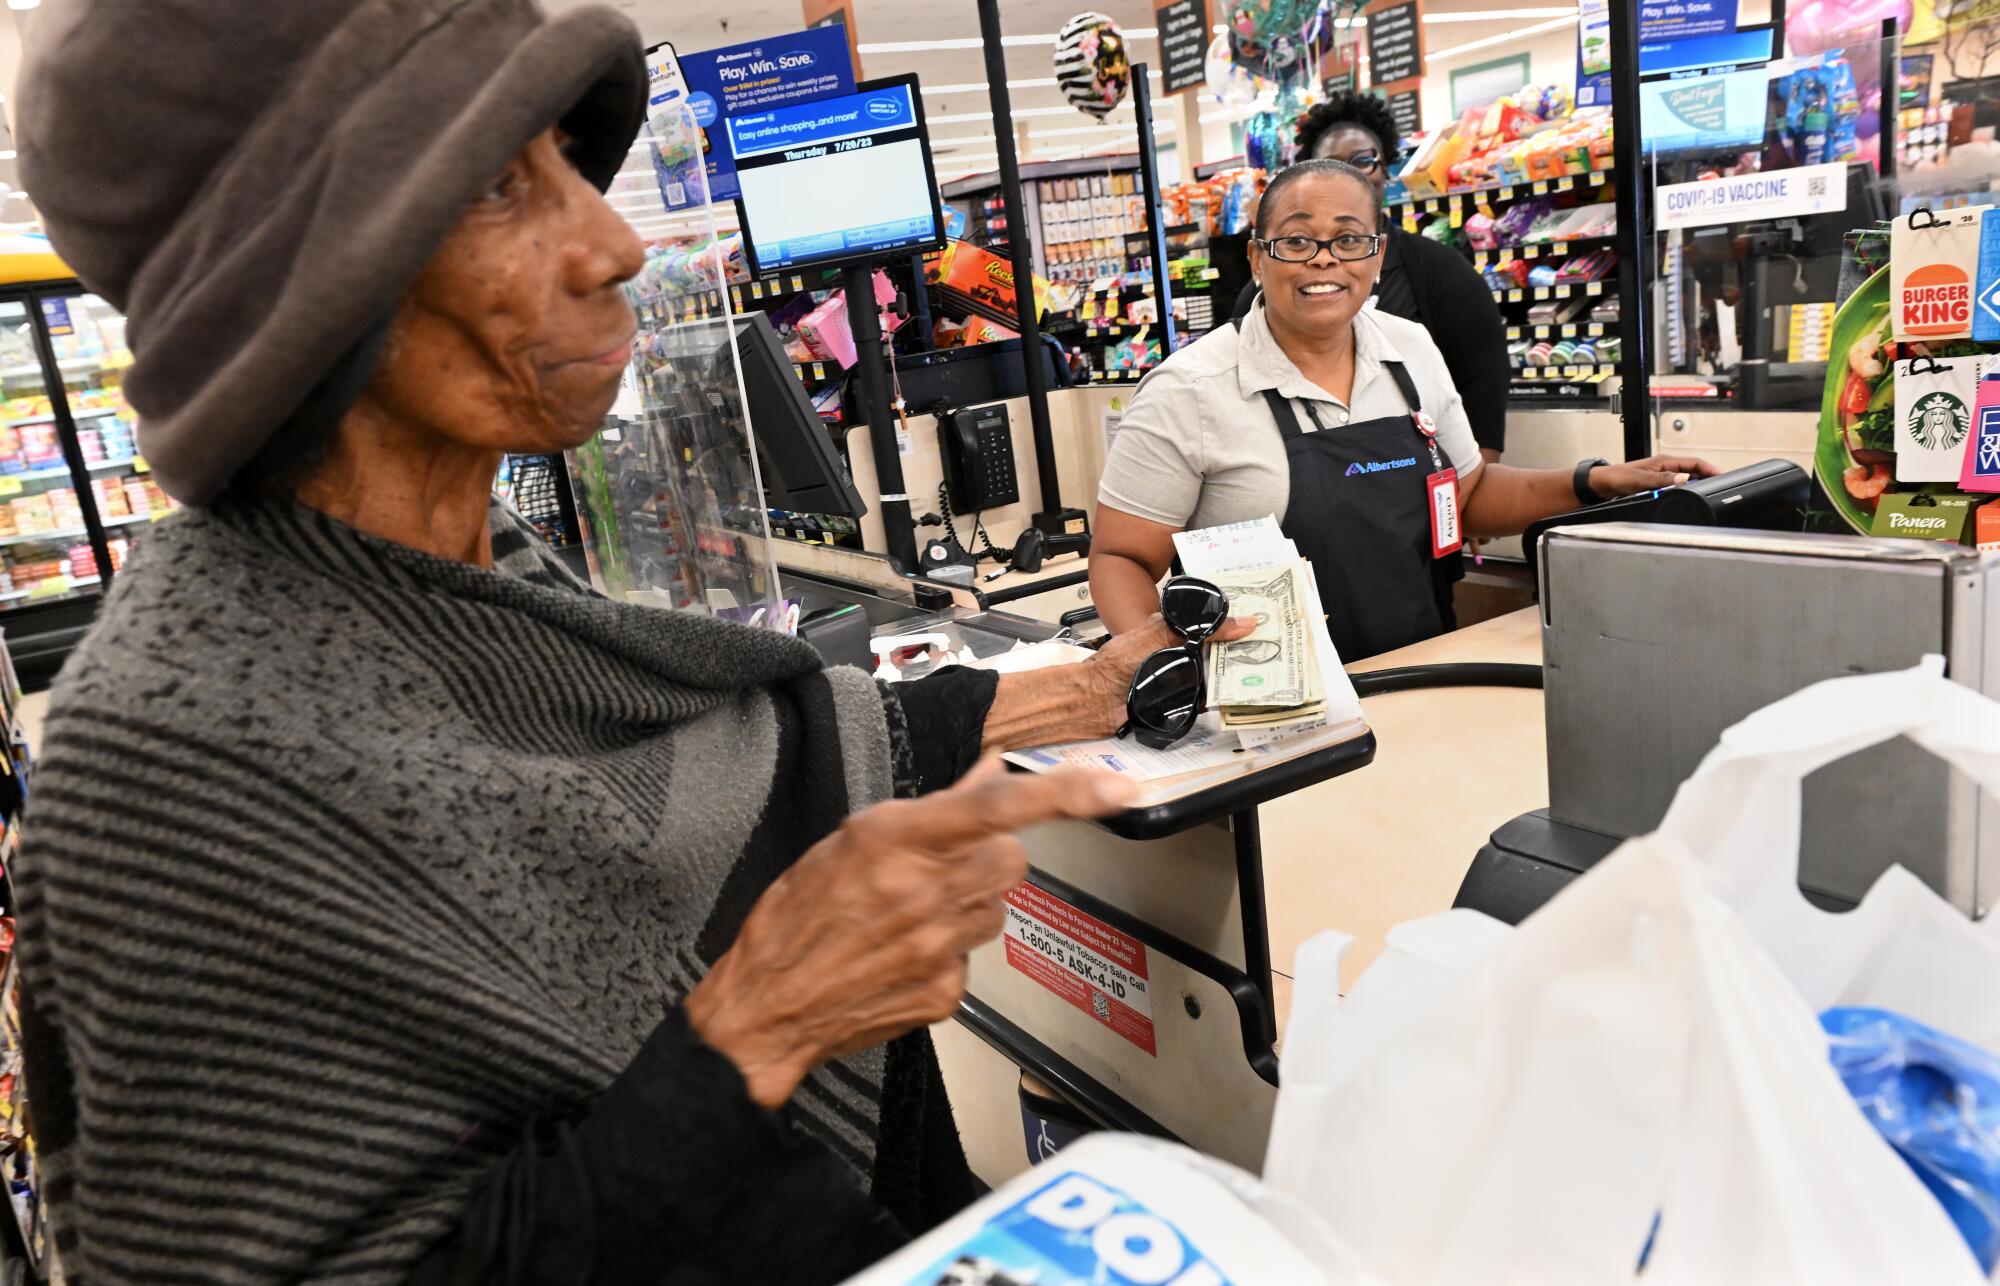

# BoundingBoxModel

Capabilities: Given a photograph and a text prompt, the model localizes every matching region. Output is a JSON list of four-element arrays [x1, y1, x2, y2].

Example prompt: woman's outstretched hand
[[686, 760, 1139, 1109]]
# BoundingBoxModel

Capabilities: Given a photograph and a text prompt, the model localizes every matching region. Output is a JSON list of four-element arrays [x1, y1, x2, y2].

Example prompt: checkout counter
[[921, 509, 2000, 1193]]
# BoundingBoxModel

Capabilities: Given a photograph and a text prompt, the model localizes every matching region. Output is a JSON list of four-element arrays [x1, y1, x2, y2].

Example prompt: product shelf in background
[[1508, 322, 1610, 341], [1390, 167, 1612, 218], [1473, 234, 1618, 269], [2, 407, 120, 430], [1491, 278, 1613, 304]]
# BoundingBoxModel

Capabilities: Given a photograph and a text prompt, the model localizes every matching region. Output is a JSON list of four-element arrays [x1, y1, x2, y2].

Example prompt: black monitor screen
[[728, 312, 867, 521], [729, 75, 946, 276]]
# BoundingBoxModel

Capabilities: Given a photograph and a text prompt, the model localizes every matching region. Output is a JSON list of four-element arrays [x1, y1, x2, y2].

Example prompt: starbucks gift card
[[1870, 492, 1977, 543], [1894, 355, 1978, 482]]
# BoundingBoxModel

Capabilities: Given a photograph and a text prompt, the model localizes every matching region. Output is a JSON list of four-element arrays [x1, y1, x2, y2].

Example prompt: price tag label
[[0, 478, 21, 497], [750, 281, 765, 300], [1201, 268, 1221, 280], [29, 576, 69, 599], [132, 456, 150, 474], [1521, 368, 1540, 380], [1498, 249, 1514, 265], [1534, 286, 1550, 300], [1588, 323, 1605, 337], [1508, 288, 1524, 302], [1587, 282, 1605, 296], [1557, 177, 1575, 192], [1474, 252, 1489, 269], [1424, 199, 1441, 214], [814, 363, 828, 380], [730, 287, 744, 309], [1506, 326, 1521, 340], [1564, 364, 1581, 379], [1590, 172, 1608, 187], [1402, 212, 1420, 234], [1500, 186, 1516, 201], [1525, 245, 1541, 260], [1449, 205, 1464, 229], [791, 276, 806, 293], [1535, 325, 1551, 339], [1532, 180, 1550, 195]]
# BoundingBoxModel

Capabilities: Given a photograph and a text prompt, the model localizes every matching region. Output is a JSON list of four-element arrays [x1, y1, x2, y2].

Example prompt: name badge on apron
[[1413, 411, 1463, 557]]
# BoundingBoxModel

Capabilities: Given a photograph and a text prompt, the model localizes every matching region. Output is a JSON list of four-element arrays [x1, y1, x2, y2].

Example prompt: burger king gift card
[[1892, 206, 1990, 343]]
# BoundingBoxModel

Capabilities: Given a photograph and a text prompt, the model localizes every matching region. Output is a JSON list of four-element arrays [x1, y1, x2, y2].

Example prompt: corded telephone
[[938, 404, 1020, 512]]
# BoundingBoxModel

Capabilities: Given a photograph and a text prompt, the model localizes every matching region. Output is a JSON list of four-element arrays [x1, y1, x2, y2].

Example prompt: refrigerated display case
[[0, 275, 175, 688]]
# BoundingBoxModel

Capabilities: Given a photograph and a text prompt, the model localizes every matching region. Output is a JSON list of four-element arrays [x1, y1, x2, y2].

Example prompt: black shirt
[[1233, 225, 1512, 453]]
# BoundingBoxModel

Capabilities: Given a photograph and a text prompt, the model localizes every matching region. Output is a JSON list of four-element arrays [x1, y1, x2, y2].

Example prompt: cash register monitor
[[729, 312, 867, 520]]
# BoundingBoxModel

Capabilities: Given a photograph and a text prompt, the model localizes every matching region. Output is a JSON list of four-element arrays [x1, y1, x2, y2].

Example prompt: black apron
[[1233, 320, 1457, 660]]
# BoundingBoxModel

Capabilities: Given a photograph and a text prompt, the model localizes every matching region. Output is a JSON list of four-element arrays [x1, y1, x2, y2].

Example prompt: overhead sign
[[680, 26, 857, 201], [1386, 88, 1422, 140], [1655, 162, 1850, 230], [1157, 0, 1210, 96], [1322, 66, 1357, 99], [801, 0, 863, 79], [1640, 0, 1738, 40], [1366, 0, 1423, 88]]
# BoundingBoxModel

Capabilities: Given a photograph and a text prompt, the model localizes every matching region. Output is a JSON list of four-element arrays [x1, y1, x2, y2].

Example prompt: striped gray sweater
[[16, 499, 918, 1282]]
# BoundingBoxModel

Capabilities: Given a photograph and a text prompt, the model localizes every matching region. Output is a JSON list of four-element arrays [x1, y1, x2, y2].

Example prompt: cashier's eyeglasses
[[1117, 577, 1230, 751], [1257, 233, 1384, 263]]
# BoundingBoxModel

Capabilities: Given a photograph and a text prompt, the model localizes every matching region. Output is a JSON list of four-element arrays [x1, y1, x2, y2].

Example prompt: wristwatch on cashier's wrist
[[1574, 458, 1610, 507]]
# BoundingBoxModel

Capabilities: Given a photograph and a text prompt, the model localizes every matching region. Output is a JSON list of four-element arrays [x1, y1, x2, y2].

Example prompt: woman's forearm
[[1461, 463, 1581, 538], [1090, 552, 1167, 634], [981, 663, 1122, 753]]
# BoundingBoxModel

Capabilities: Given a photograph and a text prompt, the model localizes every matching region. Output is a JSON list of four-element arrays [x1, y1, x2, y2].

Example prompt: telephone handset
[[939, 404, 1021, 512]]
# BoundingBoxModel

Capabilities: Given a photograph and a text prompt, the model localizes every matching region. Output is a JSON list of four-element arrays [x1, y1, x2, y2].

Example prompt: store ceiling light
[[1426, 15, 1579, 62], [5, 0, 39, 10], [930, 104, 1093, 124]]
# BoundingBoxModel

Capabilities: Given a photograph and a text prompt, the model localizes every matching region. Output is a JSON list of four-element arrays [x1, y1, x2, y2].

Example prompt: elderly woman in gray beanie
[[8, 2, 1249, 1283]]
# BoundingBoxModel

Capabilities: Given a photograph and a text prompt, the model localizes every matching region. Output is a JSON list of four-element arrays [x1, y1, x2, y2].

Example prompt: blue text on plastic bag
[[1822, 1006, 2000, 1272], [908, 1170, 1237, 1286]]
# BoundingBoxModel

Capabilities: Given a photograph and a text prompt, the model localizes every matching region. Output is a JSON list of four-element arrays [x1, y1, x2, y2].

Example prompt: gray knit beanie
[[15, 0, 648, 505]]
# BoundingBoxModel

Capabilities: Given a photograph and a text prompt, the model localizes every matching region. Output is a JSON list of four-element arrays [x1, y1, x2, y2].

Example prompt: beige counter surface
[[1266, 608, 1547, 1031]]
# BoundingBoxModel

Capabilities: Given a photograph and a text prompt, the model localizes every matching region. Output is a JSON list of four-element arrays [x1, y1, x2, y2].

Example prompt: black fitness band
[[1573, 458, 1609, 507]]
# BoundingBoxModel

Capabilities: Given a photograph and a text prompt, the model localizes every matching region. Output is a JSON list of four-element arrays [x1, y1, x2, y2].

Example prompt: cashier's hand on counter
[[684, 761, 1138, 1110], [977, 613, 1258, 752]]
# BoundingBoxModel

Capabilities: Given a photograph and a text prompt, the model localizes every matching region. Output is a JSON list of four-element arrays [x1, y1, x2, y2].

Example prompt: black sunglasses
[[1117, 576, 1230, 750]]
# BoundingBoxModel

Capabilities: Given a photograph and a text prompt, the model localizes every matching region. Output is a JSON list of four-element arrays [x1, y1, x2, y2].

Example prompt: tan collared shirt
[[1098, 300, 1483, 530]]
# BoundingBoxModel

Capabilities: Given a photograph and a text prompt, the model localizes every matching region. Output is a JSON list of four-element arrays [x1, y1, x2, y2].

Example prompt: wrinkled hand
[[685, 760, 1139, 1109], [1589, 454, 1719, 499], [1078, 613, 1258, 738]]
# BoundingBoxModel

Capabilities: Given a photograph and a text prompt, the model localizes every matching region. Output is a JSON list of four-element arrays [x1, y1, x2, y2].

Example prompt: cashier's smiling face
[[1251, 170, 1382, 336]]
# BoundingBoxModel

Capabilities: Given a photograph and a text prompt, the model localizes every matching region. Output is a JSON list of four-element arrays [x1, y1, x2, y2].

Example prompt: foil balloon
[[1204, 32, 1260, 105], [1054, 12, 1132, 119], [1788, 0, 1911, 53]]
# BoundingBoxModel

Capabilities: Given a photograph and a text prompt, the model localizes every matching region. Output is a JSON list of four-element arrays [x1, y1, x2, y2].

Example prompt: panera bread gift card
[[1892, 207, 1990, 343], [1870, 492, 1977, 543]]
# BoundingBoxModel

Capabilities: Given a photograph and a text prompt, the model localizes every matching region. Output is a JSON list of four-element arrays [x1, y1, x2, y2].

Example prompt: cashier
[[1233, 91, 1511, 461], [1093, 159, 1715, 660]]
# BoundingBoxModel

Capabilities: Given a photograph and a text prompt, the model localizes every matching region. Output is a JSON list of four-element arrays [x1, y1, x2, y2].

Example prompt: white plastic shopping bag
[[841, 1134, 1383, 1285], [1266, 658, 2000, 1286]]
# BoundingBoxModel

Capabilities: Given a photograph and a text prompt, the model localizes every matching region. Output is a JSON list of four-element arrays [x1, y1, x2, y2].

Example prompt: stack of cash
[[1205, 561, 1326, 730]]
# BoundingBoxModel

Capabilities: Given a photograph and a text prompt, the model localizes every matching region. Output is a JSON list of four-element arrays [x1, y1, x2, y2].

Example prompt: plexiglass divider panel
[[1638, 29, 1912, 521], [565, 58, 785, 626]]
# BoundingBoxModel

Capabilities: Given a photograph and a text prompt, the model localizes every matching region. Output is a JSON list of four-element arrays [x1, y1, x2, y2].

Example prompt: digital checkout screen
[[1639, 28, 1775, 156], [729, 82, 942, 273]]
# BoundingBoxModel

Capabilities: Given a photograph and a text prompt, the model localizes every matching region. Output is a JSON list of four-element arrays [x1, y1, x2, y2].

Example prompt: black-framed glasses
[[1256, 233, 1384, 263], [1118, 577, 1230, 750]]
